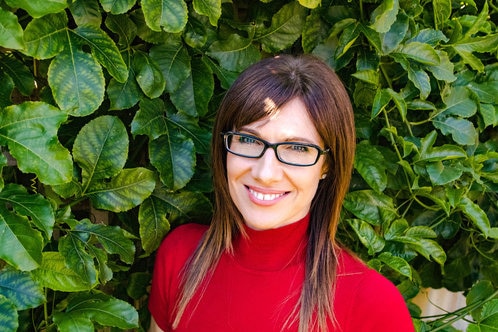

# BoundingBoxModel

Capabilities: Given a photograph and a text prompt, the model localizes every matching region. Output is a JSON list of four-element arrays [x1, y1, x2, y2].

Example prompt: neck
[[232, 215, 310, 271]]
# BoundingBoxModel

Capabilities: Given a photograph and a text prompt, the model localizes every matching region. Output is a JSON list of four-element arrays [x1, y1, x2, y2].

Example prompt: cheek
[[226, 154, 244, 182]]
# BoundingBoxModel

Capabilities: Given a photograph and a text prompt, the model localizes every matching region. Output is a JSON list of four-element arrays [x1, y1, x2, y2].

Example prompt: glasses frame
[[222, 131, 329, 167]]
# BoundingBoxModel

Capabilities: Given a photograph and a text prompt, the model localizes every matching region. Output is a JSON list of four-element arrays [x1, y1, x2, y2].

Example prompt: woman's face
[[226, 97, 328, 230]]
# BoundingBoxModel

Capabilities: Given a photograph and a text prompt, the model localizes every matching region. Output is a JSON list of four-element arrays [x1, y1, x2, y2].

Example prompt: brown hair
[[173, 54, 356, 331]]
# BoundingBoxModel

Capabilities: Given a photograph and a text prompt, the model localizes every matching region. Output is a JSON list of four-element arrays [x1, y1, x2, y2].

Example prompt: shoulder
[[334, 248, 414, 330], [155, 223, 209, 264]]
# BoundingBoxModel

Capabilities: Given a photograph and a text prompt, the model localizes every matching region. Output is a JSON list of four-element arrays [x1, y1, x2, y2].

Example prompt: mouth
[[247, 186, 288, 202]]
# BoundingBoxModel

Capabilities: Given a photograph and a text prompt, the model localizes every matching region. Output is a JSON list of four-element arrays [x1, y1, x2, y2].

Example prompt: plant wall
[[0, 0, 497, 331]]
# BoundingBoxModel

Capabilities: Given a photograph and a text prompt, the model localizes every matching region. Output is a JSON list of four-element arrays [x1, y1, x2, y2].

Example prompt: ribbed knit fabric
[[149, 215, 415, 331]]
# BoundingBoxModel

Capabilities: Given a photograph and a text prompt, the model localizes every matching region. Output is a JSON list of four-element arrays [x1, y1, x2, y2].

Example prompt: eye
[[237, 134, 259, 145], [286, 144, 310, 153]]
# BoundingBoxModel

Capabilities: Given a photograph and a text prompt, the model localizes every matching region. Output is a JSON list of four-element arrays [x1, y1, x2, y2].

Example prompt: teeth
[[249, 188, 284, 201]]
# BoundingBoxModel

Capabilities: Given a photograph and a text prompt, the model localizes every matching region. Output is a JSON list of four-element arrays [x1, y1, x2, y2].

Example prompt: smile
[[248, 188, 287, 201]]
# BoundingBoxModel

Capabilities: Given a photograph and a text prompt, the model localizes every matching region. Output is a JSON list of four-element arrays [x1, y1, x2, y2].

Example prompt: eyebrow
[[237, 127, 321, 146]]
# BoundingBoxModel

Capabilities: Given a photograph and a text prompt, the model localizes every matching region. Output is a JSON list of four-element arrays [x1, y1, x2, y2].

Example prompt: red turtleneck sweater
[[148, 215, 415, 331]]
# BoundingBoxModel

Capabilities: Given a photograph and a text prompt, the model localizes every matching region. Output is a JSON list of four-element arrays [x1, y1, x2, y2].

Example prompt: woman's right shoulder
[[156, 223, 209, 258]]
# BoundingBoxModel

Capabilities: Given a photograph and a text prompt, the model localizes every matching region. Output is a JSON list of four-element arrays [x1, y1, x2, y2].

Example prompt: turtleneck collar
[[231, 214, 309, 272]]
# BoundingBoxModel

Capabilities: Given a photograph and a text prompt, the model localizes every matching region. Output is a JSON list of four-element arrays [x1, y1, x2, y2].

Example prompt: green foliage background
[[0, 0, 497, 330]]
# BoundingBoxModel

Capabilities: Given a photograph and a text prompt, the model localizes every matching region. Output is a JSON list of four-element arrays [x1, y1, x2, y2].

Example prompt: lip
[[246, 185, 289, 205]]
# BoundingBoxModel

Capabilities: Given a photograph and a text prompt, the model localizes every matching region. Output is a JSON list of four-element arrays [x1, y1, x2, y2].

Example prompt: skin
[[148, 97, 327, 331], [227, 97, 327, 230]]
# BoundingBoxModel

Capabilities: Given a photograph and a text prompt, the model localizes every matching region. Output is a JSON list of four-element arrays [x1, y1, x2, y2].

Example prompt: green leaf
[[127, 272, 150, 300], [335, 22, 361, 60], [416, 134, 467, 161], [105, 13, 137, 46], [133, 98, 211, 154], [23, 12, 68, 59], [427, 50, 456, 82], [381, 12, 408, 54], [69, 0, 102, 27], [73, 115, 128, 190], [297, 0, 320, 9], [0, 8, 25, 50], [0, 267, 45, 310], [391, 236, 446, 265], [351, 69, 379, 85], [371, 88, 392, 119], [458, 196, 492, 237], [376, 252, 412, 278], [53, 292, 138, 331], [348, 219, 385, 254], [0, 55, 34, 97], [133, 51, 165, 99], [0, 211, 43, 271], [193, 0, 221, 26], [74, 25, 129, 83], [48, 49, 105, 116], [0, 184, 55, 239], [433, 0, 452, 30], [170, 57, 214, 117], [150, 133, 195, 190], [344, 190, 398, 225], [0, 295, 18, 332], [207, 33, 261, 72], [441, 86, 477, 117], [354, 141, 388, 193], [150, 39, 191, 93], [59, 233, 98, 287], [0, 102, 72, 185], [32, 252, 92, 291], [87, 167, 156, 212], [167, 111, 212, 155], [107, 71, 142, 110], [426, 161, 464, 185], [153, 188, 213, 223], [474, 299, 498, 331], [370, 0, 399, 33], [0, 70, 14, 109], [256, 2, 307, 53], [139, 195, 171, 254], [131, 98, 169, 140], [433, 117, 478, 145], [0, 152, 6, 191], [100, 0, 135, 14], [467, 280, 494, 310], [140, 189, 212, 253], [74, 220, 135, 264], [4, 0, 67, 18], [406, 66, 431, 100], [203, 55, 239, 89], [141, 0, 188, 33], [183, 12, 209, 49], [452, 34, 498, 72]]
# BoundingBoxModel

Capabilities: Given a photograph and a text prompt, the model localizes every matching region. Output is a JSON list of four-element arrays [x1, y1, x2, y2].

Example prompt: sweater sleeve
[[148, 224, 208, 331]]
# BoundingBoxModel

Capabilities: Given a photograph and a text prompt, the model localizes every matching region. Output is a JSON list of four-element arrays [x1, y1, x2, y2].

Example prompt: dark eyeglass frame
[[222, 131, 329, 167]]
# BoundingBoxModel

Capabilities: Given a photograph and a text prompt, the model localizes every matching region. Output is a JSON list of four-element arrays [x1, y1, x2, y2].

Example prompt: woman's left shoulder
[[334, 248, 415, 331], [336, 248, 403, 299]]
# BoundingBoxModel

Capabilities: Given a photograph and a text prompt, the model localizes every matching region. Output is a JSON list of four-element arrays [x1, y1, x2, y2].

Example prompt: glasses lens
[[276, 143, 319, 166], [225, 133, 264, 157]]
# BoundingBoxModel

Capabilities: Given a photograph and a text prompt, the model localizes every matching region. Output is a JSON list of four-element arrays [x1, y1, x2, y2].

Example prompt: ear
[[320, 164, 328, 180]]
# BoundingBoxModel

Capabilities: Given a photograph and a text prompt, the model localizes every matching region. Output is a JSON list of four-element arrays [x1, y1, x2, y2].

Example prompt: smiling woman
[[148, 54, 415, 332]]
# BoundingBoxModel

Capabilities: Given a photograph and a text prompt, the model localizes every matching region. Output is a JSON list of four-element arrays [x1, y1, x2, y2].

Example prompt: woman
[[148, 54, 414, 331]]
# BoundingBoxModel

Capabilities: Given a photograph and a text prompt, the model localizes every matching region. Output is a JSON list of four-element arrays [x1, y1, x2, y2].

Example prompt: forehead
[[239, 98, 322, 144]]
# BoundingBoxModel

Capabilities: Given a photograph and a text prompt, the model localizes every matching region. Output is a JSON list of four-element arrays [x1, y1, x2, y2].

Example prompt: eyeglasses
[[222, 131, 329, 167]]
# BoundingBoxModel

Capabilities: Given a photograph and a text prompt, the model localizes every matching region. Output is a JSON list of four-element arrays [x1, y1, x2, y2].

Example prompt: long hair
[[173, 54, 356, 331]]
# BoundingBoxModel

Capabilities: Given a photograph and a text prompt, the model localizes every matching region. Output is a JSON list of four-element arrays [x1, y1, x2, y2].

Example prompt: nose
[[251, 147, 283, 183]]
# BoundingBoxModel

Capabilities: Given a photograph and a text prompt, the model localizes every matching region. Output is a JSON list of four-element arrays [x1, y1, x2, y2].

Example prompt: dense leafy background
[[0, 0, 497, 330]]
